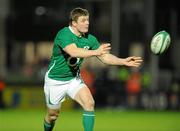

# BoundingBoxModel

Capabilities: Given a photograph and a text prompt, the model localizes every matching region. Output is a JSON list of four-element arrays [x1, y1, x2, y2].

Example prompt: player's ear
[[72, 21, 77, 26]]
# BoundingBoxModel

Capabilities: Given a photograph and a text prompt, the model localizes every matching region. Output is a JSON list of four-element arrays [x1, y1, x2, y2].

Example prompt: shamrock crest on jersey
[[67, 46, 90, 68]]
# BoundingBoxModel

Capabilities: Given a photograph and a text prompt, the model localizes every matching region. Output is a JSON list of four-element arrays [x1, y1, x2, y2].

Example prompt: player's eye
[[81, 18, 89, 23], [81, 19, 86, 22]]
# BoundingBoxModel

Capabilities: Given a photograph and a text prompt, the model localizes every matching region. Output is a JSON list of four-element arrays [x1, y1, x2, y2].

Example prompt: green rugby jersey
[[47, 26, 100, 81]]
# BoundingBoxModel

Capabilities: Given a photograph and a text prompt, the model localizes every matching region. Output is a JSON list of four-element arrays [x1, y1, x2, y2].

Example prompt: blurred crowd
[[1, 55, 180, 110]]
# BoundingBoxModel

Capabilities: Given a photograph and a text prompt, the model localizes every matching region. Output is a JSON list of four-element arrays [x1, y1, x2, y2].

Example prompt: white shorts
[[43, 73, 86, 109]]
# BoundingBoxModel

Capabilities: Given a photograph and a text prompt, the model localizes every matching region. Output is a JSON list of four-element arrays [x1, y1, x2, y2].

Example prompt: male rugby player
[[43, 7, 143, 131]]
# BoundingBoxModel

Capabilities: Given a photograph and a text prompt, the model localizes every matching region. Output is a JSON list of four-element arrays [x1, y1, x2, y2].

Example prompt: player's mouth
[[84, 27, 89, 31]]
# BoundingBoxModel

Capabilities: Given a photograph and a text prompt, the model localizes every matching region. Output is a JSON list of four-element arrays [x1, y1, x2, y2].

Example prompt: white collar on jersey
[[69, 26, 82, 38], [69, 26, 75, 34]]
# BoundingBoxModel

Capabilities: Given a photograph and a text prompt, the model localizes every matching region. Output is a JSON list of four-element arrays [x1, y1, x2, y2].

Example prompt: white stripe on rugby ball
[[150, 31, 171, 55]]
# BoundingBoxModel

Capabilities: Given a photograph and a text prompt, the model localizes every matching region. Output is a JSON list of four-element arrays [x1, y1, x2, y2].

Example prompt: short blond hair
[[69, 7, 89, 25]]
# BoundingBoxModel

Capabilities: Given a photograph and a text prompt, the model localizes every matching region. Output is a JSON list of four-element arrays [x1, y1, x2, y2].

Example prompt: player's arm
[[63, 43, 111, 58], [97, 53, 143, 67]]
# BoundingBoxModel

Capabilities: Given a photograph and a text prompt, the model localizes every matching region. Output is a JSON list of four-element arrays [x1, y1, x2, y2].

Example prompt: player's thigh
[[44, 76, 69, 109], [66, 77, 94, 107], [66, 77, 88, 101], [74, 86, 95, 108]]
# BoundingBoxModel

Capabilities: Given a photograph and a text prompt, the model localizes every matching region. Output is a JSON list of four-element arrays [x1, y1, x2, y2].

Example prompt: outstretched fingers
[[102, 43, 111, 50], [130, 56, 143, 67], [100, 43, 111, 54]]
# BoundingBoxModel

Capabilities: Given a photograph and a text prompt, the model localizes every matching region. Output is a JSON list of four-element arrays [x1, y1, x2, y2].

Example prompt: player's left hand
[[124, 56, 143, 67]]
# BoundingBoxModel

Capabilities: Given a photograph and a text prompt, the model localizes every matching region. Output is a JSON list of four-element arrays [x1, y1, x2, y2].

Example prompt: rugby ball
[[150, 30, 171, 55]]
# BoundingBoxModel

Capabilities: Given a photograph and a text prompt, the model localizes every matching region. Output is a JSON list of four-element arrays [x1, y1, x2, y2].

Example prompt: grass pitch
[[0, 108, 180, 131]]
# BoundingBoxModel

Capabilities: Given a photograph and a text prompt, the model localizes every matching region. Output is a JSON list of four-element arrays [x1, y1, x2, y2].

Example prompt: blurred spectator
[[141, 71, 151, 90], [0, 77, 6, 109], [80, 65, 96, 95], [126, 71, 141, 108], [127, 71, 141, 94], [168, 81, 180, 109]]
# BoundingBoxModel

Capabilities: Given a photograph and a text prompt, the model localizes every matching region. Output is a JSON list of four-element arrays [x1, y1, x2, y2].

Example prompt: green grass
[[0, 109, 180, 131]]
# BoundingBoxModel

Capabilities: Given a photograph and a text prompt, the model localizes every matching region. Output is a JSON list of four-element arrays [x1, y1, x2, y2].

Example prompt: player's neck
[[69, 26, 84, 37]]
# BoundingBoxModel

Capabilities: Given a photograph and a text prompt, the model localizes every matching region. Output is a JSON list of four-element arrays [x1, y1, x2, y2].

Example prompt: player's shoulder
[[55, 27, 73, 40], [57, 27, 71, 35]]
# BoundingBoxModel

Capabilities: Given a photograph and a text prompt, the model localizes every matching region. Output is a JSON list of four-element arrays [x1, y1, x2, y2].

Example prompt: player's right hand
[[96, 43, 111, 56]]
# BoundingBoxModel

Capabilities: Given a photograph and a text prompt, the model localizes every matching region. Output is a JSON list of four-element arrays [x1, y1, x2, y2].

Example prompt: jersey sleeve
[[55, 30, 74, 49], [90, 35, 100, 50]]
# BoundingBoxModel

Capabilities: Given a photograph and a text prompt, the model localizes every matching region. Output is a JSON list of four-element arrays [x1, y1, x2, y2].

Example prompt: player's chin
[[83, 29, 88, 33], [82, 28, 89, 33]]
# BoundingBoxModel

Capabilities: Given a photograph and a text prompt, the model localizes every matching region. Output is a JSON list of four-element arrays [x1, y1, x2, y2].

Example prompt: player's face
[[74, 16, 89, 33]]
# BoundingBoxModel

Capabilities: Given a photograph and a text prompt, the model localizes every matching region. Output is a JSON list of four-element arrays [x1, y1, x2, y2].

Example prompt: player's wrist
[[94, 49, 101, 56], [118, 58, 126, 66]]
